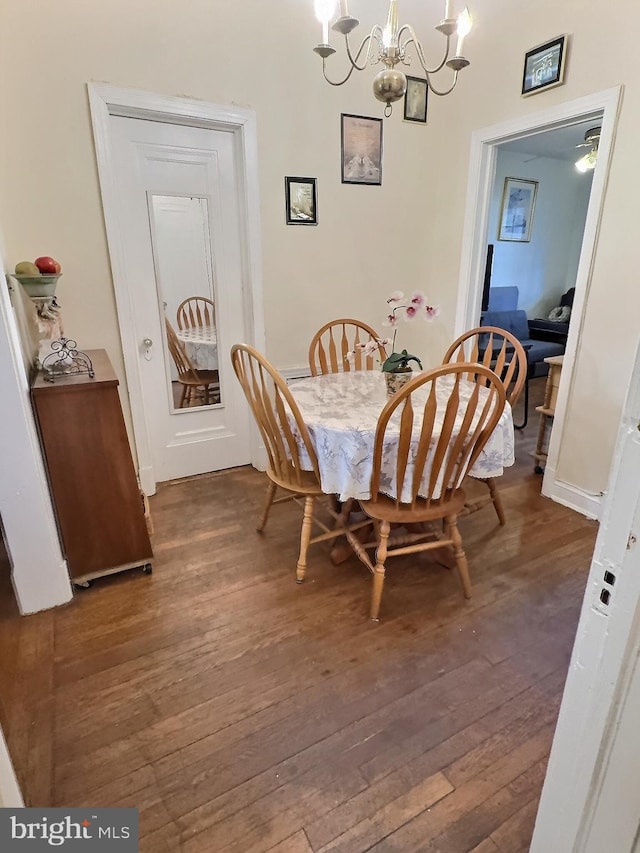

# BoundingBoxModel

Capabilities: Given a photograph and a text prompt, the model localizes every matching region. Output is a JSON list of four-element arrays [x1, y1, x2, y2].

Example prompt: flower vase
[[385, 370, 413, 397]]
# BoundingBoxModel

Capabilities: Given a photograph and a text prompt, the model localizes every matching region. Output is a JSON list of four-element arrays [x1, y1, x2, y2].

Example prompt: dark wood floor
[[0, 378, 598, 852]]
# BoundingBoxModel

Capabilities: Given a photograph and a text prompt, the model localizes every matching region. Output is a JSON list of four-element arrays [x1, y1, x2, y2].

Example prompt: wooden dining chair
[[442, 326, 527, 525], [176, 296, 216, 331], [231, 343, 370, 580], [165, 319, 220, 407], [308, 319, 388, 376], [344, 363, 506, 620]]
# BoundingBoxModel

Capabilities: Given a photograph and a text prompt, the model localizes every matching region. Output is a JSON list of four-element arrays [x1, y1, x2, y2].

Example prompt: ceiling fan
[[575, 126, 601, 172]]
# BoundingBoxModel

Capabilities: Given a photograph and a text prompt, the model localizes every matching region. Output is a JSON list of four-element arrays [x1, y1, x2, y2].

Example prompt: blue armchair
[[480, 309, 565, 378]]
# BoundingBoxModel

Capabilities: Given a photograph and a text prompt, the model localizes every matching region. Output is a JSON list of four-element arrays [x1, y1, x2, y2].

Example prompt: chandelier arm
[[400, 25, 451, 75], [345, 30, 380, 71], [424, 70, 460, 97], [321, 31, 380, 87], [321, 57, 358, 87]]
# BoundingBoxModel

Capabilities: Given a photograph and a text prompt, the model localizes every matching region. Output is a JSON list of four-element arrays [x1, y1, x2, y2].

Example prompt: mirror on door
[[149, 194, 221, 412]]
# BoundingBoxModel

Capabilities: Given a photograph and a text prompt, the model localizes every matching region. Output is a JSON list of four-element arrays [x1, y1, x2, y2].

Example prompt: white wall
[[1, 0, 639, 498], [488, 150, 593, 318], [0, 726, 23, 808], [0, 249, 73, 614]]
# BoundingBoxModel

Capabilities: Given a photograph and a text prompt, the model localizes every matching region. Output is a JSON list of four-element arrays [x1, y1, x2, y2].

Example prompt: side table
[[533, 355, 564, 473]]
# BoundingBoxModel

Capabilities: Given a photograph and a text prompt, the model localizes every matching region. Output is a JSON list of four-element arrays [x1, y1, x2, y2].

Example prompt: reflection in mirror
[[150, 194, 221, 412]]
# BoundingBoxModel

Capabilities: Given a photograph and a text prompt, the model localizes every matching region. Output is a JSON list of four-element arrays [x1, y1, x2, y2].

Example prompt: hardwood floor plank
[[0, 454, 598, 851], [489, 796, 539, 851], [467, 838, 500, 852], [182, 766, 367, 852], [367, 737, 551, 852], [266, 830, 314, 853], [358, 622, 574, 787], [305, 667, 565, 851], [314, 772, 453, 853]]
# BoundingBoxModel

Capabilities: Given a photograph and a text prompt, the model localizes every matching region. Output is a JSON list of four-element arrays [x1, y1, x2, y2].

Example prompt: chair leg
[[296, 496, 315, 583], [179, 384, 188, 408], [446, 514, 472, 599], [486, 477, 506, 525], [370, 520, 391, 621], [257, 481, 277, 533]]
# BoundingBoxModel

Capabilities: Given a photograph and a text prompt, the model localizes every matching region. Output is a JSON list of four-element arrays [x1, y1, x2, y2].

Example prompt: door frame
[[0, 725, 23, 807], [0, 255, 73, 615], [531, 336, 640, 853], [88, 84, 266, 495], [455, 85, 623, 519]]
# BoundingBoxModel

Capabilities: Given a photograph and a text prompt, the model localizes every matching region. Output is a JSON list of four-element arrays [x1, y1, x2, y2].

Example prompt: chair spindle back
[[309, 319, 387, 376], [165, 319, 199, 382], [176, 296, 216, 331], [231, 344, 321, 489], [442, 326, 527, 407], [369, 363, 506, 510]]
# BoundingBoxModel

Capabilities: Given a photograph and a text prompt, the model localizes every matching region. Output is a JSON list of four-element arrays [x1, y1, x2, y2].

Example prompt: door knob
[[142, 338, 153, 360]]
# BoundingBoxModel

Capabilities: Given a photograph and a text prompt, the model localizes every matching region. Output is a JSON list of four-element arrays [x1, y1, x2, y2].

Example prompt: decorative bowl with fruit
[[11, 257, 62, 298]]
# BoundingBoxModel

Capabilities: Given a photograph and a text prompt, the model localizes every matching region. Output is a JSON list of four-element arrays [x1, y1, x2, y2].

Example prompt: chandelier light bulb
[[315, 0, 337, 43], [455, 7, 472, 56], [314, 0, 336, 23], [575, 149, 597, 173]]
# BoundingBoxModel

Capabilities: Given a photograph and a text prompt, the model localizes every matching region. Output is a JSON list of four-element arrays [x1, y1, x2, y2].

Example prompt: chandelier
[[313, 0, 472, 116]]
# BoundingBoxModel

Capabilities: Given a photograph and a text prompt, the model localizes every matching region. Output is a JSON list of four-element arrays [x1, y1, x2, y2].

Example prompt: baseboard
[[280, 365, 311, 383], [543, 468, 603, 520]]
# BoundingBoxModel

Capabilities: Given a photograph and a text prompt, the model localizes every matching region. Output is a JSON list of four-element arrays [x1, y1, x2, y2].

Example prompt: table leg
[[329, 498, 375, 565]]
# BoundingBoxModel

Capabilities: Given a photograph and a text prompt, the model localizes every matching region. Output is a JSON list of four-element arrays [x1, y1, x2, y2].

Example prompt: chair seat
[[186, 369, 219, 385], [360, 489, 466, 524], [267, 466, 322, 496]]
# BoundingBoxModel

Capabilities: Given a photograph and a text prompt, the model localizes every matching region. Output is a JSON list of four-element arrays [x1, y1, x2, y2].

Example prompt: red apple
[[34, 256, 60, 275]]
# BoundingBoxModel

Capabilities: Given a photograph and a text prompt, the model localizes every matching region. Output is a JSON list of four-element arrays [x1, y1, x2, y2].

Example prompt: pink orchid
[[404, 305, 418, 321], [378, 291, 441, 371]]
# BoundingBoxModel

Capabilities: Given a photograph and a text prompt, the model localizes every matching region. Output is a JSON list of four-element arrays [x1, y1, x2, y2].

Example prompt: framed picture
[[522, 35, 567, 97], [285, 177, 317, 225], [341, 114, 383, 185], [498, 178, 538, 242], [403, 76, 428, 123]]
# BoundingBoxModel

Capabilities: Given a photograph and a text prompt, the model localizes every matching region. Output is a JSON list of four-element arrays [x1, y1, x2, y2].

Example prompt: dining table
[[176, 325, 218, 371], [288, 370, 515, 503]]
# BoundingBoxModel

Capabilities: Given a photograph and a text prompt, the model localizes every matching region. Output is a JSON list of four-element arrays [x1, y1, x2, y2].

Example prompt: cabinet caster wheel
[[534, 465, 544, 475], [142, 564, 153, 575]]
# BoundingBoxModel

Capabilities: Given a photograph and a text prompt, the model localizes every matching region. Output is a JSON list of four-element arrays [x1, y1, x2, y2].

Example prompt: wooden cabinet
[[533, 355, 564, 474], [31, 350, 153, 584]]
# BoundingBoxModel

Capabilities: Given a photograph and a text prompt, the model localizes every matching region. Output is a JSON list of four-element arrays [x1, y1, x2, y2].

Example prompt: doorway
[[455, 86, 622, 519], [88, 85, 266, 495]]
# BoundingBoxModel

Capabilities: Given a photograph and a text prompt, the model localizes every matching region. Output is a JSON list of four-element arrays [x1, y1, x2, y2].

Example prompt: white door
[[109, 116, 251, 483]]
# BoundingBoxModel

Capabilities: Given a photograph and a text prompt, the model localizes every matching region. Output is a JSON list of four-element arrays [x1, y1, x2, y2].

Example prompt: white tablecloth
[[177, 325, 218, 371], [289, 371, 515, 502]]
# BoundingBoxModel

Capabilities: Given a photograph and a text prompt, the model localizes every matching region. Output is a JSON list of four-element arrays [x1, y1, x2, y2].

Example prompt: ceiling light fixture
[[313, 0, 472, 117], [575, 126, 601, 173]]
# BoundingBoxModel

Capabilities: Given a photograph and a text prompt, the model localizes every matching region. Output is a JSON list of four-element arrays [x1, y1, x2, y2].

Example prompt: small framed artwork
[[341, 113, 383, 185], [403, 76, 428, 123], [522, 35, 567, 97], [285, 177, 317, 225], [498, 178, 538, 242]]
